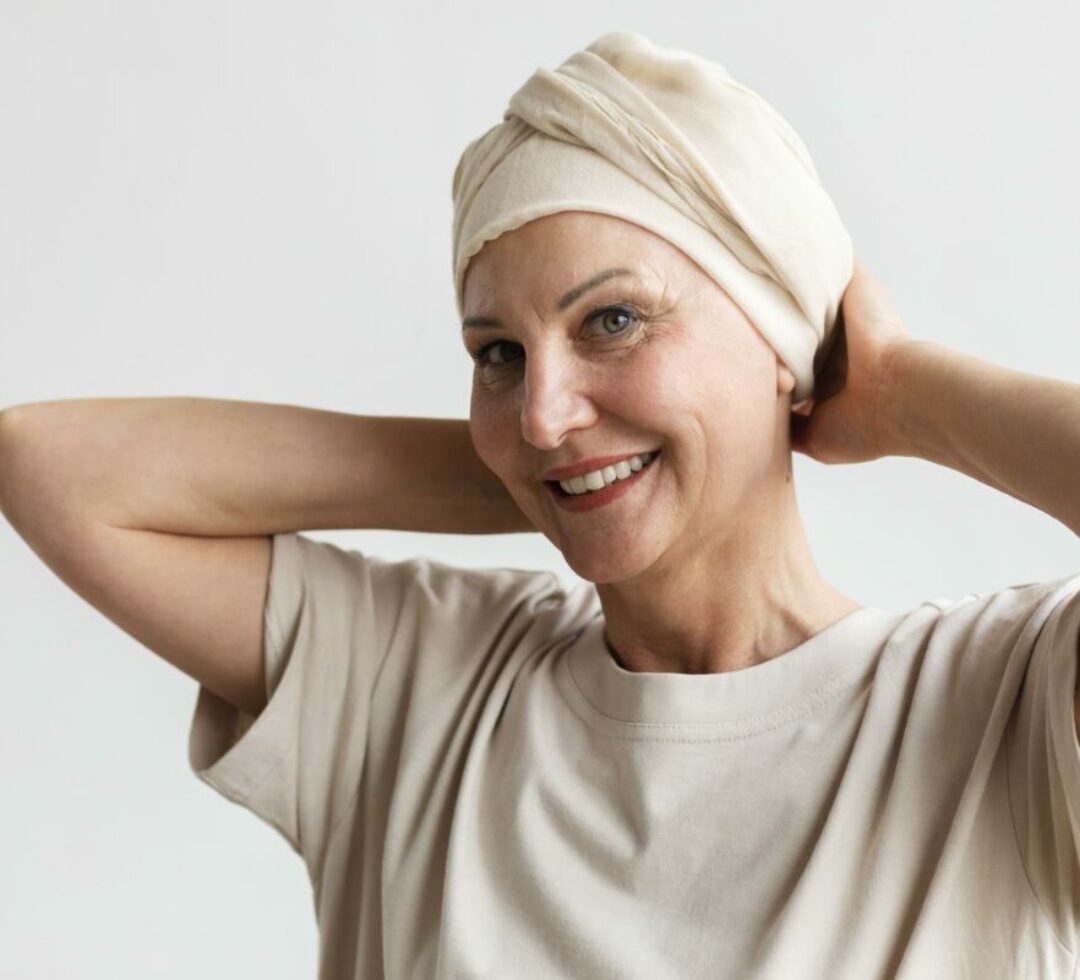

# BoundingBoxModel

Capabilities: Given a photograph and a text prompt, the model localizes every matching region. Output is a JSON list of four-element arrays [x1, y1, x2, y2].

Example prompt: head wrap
[[450, 30, 853, 406]]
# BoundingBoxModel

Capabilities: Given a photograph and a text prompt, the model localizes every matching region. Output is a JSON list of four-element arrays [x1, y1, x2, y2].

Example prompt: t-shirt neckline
[[561, 606, 898, 735]]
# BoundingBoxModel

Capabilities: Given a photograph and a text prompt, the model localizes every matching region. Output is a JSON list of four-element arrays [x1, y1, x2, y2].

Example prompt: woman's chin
[[559, 540, 658, 586]]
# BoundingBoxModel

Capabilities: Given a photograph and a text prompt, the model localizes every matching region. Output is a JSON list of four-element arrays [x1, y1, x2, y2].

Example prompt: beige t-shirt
[[188, 532, 1080, 978]]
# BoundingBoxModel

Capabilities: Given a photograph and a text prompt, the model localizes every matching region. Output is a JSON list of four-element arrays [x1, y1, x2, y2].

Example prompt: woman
[[4, 30, 1080, 980]]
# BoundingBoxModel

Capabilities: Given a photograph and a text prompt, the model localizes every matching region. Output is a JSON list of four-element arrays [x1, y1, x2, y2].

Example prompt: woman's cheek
[[475, 399, 528, 472]]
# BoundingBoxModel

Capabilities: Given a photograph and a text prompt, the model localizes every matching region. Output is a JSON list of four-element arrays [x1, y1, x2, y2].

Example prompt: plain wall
[[2, 0, 1079, 975]]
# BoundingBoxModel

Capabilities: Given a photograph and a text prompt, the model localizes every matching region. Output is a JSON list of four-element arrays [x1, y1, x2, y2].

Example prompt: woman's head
[[450, 33, 860, 661], [451, 30, 851, 588], [451, 31, 853, 416], [462, 209, 798, 583]]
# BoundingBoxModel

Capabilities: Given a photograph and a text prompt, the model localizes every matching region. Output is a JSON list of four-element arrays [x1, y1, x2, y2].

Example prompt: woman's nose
[[518, 352, 598, 450]]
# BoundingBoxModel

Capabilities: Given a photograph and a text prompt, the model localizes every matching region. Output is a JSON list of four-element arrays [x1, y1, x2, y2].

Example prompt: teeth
[[558, 451, 658, 495]]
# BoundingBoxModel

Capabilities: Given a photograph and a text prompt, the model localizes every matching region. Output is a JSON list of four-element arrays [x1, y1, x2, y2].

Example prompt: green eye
[[591, 306, 637, 335]]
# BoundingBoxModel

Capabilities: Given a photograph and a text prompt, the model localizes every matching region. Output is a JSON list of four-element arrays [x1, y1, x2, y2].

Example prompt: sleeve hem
[[186, 532, 308, 855], [190, 685, 300, 854]]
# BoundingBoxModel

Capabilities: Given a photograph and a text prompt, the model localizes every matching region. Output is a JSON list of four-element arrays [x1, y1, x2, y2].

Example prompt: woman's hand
[[789, 255, 915, 464]]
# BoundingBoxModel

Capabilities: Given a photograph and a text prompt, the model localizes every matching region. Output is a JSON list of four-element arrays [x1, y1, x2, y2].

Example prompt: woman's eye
[[471, 339, 521, 368], [470, 304, 641, 370], [589, 305, 639, 336]]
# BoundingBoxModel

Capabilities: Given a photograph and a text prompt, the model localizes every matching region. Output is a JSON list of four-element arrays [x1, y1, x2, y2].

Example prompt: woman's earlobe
[[777, 362, 796, 395]]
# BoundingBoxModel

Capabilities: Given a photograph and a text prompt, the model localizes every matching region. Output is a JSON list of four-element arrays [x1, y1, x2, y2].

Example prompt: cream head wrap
[[451, 30, 852, 406]]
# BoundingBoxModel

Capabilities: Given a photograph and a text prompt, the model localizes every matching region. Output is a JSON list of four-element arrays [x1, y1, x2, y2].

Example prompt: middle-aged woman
[[4, 29, 1080, 980]]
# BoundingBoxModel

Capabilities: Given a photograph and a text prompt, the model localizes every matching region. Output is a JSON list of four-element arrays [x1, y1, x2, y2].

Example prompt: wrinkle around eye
[[468, 301, 648, 372]]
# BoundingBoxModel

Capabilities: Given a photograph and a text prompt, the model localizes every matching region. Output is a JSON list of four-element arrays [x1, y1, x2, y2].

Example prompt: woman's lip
[[540, 448, 661, 483], [546, 450, 660, 510]]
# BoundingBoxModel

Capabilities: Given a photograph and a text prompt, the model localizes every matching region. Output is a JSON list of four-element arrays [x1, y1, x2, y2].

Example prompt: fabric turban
[[450, 30, 853, 407]]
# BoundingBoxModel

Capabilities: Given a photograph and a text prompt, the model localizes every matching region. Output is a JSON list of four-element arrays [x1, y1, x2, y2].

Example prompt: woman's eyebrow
[[461, 267, 637, 331]]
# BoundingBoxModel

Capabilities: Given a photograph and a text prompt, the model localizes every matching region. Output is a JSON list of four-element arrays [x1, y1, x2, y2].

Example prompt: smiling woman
[[434, 30, 1080, 978], [457, 208, 860, 651], [12, 26, 1076, 980]]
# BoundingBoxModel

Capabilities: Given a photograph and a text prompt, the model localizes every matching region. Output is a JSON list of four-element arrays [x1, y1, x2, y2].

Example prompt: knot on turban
[[451, 30, 853, 405]]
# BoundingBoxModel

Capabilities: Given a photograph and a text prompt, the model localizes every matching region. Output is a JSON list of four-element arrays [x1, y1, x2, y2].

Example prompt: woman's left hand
[[789, 255, 915, 464]]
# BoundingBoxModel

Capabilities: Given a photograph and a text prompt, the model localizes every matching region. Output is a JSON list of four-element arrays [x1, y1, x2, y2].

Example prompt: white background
[[2, 1, 1079, 976]]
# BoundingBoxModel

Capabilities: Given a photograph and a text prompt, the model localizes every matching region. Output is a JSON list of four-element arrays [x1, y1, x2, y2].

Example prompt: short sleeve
[[188, 532, 383, 877], [1007, 573, 1080, 945], [186, 531, 571, 884]]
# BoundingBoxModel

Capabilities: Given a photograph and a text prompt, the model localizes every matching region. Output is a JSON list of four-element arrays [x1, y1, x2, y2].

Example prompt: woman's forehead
[[463, 212, 692, 306]]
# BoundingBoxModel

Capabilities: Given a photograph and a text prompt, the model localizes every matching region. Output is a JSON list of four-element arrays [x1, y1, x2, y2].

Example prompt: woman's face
[[461, 210, 796, 583]]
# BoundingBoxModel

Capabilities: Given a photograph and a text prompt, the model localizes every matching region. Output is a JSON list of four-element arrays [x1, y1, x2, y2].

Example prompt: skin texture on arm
[[0, 399, 536, 538]]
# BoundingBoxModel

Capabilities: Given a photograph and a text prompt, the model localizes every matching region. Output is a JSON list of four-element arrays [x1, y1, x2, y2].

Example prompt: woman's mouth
[[545, 450, 661, 512]]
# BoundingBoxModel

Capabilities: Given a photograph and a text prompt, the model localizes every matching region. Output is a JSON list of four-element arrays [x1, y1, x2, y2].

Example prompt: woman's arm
[[0, 398, 536, 715], [881, 341, 1080, 539], [0, 397, 535, 537], [791, 258, 1080, 538], [792, 257, 1080, 745]]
